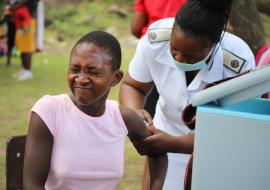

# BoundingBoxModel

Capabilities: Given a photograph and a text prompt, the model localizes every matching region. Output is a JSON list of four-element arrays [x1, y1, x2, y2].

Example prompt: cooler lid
[[191, 65, 270, 107]]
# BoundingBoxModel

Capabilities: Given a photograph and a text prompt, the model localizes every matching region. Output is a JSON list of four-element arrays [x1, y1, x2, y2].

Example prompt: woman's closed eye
[[69, 66, 103, 76], [70, 66, 80, 73], [87, 68, 104, 76]]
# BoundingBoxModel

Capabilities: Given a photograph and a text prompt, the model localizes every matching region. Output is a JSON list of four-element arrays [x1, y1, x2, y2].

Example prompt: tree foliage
[[230, 0, 265, 54], [256, 0, 270, 16]]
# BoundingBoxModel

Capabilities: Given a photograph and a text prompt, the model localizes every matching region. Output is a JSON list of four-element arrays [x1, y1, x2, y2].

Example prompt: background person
[[0, 0, 7, 62], [120, 0, 255, 189], [131, 0, 186, 38], [5, 1, 16, 66], [11, 0, 39, 81]]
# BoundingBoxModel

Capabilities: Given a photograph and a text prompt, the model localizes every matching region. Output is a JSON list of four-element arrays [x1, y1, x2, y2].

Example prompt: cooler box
[[192, 98, 270, 190]]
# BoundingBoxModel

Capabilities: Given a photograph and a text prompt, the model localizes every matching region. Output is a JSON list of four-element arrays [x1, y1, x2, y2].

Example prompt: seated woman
[[23, 31, 167, 190]]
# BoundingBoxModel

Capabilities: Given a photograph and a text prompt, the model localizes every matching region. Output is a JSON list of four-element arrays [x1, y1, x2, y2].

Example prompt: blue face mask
[[168, 48, 213, 72]]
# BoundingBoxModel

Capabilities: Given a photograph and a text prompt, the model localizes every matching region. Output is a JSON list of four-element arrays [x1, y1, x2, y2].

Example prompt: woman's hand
[[133, 125, 176, 155], [132, 125, 194, 155]]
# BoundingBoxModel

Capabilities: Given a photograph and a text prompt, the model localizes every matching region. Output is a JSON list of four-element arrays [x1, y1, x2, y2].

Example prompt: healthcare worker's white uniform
[[128, 18, 255, 190]]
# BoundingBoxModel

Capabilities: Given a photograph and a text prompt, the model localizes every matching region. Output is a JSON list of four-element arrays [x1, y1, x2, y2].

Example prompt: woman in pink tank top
[[23, 31, 167, 190]]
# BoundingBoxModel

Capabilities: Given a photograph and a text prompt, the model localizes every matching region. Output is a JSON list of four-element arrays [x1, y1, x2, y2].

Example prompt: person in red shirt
[[131, 0, 186, 38]]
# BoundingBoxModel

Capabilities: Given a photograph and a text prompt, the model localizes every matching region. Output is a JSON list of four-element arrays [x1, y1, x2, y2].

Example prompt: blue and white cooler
[[190, 65, 270, 190]]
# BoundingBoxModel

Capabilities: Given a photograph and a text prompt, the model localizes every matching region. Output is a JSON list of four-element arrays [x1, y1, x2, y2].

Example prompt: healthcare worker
[[119, 0, 255, 189]]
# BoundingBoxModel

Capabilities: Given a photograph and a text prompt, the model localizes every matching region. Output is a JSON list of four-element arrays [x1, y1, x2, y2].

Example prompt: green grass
[[46, 1, 133, 44]]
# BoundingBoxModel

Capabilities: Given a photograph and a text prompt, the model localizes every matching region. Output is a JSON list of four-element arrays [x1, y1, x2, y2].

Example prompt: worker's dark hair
[[175, 0, 233, 44], [72, 31, 122, 70]]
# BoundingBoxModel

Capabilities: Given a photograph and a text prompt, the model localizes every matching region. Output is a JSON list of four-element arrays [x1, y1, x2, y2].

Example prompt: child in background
[[2, 0, 16, 66], [0, 0, 7, 58], [10, 0, 39, 80], [131, 0, 186, 38], [13, 4, 31, 36], [23, 31, 167, 190]]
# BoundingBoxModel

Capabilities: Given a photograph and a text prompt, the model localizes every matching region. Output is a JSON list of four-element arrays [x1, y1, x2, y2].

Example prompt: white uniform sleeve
[[128, 35, 153, 82], [240, 45, 256, 72], [222, 32, 256, 73]]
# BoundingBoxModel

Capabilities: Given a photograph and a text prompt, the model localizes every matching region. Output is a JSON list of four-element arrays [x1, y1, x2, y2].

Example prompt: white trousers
[[162, 153, 190, 190]]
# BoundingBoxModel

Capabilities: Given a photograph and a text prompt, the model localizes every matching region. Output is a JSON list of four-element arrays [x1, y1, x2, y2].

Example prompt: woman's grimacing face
[[67, 43, 120, 106], [170, 24, 213, 64]]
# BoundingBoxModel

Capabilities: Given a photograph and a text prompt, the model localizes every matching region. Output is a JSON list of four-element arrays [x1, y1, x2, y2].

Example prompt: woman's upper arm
[[120, 106, 151, 140], [121, 73, 154, 96], [23, 112, 53, 189], [131, 11, 148, 38], [120, 73, 154, 110]]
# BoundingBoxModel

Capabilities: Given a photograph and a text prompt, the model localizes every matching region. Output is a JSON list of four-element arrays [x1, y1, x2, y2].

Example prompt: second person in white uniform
[[120, 0, 255, 189]]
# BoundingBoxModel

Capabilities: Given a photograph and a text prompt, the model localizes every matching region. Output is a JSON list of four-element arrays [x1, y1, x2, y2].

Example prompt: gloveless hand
[[133, 125, 177, 155]]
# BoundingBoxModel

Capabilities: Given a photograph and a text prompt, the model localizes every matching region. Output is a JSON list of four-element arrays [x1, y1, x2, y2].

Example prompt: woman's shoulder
[[36, 94, 67, 103], [144, 18, 174, 45], [106, 99, 118, 108], [106, 99, 125, 118], [148, 17, 175, 30], [221, 32, 252, 52], [221, 32, 254, 62], [33, 94, 69, 109], [220, 32, 255, 75], [105, 100, 128, 135]]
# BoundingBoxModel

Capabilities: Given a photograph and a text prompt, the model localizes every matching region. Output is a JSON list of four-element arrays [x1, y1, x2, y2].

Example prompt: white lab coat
[[128, 18, 255, 190]]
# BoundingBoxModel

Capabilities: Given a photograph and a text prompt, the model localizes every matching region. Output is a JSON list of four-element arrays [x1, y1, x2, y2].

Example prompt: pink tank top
[[30, 94, 128, 190]]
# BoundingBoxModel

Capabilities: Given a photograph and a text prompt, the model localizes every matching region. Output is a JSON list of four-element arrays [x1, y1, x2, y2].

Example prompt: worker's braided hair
[[176, 0, 233, 44]]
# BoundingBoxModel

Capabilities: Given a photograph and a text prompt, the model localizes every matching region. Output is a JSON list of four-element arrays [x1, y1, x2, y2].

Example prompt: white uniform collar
[[188, 44, 224, 91], [155, 42, 175, 68]]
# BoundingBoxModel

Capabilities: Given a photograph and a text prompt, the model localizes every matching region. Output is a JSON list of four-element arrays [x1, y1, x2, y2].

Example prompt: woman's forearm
[[148, 154, 168, 190], [170, 133, 194, 154]]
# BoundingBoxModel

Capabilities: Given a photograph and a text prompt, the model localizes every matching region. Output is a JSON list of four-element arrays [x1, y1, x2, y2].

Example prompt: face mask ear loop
[[208, 12, 229, 71]]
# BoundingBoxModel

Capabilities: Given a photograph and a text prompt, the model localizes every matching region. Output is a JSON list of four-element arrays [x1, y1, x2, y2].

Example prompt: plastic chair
[[6, 135, 26, 190]]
